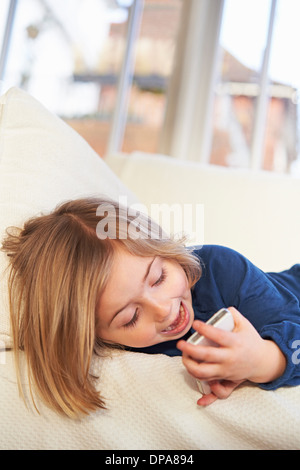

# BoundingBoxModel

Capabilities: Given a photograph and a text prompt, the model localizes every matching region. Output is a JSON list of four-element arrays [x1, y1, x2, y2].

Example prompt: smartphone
[[187, 308, 234, 395]]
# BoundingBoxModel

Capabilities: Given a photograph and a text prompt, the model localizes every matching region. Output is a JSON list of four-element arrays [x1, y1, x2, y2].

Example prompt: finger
[[210, 379, 242, 399], [209, 380, 233, 399], [197, 380, 242, 406], [227, 306, 249, 331], [197, 391, 218, 406], [181, 356, 223, 381], [177, 340, 225, 364], [191, 319, 234, 347]]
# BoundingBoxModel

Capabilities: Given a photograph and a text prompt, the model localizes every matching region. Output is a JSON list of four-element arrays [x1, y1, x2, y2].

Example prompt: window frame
[[160, 0, 280, 171]]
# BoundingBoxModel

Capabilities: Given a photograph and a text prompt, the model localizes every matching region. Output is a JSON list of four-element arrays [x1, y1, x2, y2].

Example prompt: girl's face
[[96, 248, 194, 348]]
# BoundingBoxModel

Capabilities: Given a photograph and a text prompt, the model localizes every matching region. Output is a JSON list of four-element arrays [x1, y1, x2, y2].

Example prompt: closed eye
[[122, 267, 167, 328], [152, 267, 167, 287], [123, 309, 139, 328]]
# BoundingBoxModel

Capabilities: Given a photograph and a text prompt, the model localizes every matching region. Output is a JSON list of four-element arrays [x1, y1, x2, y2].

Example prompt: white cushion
[[107, 151, 300, 272], [0, 87, 137, 347], [1, 89, 300, 450], [1, 349, 300, 449]]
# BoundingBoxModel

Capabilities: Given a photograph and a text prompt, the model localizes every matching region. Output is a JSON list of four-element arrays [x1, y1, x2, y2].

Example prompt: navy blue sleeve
[[192, 245, 300, 390]]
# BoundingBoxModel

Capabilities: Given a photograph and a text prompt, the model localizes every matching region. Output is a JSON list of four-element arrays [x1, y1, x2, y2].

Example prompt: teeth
[[163, 304, 184, 332]]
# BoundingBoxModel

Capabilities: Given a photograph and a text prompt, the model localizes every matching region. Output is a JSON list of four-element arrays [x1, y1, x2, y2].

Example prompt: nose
[[145, 297, 171, 323]]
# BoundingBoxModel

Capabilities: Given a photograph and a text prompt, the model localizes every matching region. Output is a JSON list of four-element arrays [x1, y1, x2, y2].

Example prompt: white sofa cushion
[[1, 348, 300, 450], [0, 87, 137, 347], [107, 151, 300, 272], [1, 89, 300, 450]]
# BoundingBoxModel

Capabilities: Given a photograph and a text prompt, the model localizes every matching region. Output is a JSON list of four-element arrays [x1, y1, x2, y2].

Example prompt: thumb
[[227, 306, 246, 331]]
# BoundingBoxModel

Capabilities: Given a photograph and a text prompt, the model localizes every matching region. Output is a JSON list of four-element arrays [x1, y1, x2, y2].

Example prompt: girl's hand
[[177, 307, 286, 405], [196, 379, 245, 406]]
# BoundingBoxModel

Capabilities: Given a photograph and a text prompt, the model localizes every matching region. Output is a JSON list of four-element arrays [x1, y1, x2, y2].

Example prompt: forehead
[[99, 248, 154, 309]]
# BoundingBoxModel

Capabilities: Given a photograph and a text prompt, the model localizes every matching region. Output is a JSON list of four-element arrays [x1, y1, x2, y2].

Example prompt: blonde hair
[[2, 197, 201, 418]]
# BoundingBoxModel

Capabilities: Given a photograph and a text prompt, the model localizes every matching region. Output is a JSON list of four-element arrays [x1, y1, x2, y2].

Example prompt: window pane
[[210, 0, 272, 168], [1, 0, 130, 157], [211, 0, 300, 173], [0, 0, 182, 158], [265, 0, 300, 172], [121, 0, 183, 154], [0, 1, 11, 47]]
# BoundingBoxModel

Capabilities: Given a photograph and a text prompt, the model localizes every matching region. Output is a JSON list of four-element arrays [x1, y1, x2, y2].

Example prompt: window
[[160, 0, 300, 173], [0, 0, 182, 158], [1, 0, 300, 173], [211, 0, 272, 169], [1, 0, 132, 157], [212, 0, 299, 173], [113, 0, 182, 155]]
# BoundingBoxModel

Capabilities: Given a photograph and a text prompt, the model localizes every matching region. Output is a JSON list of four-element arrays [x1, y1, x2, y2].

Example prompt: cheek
[[98, 320, 158, 348], [120, 327, 158, 348], [171, 270, 190, 296], [96, 324, 113, 343]]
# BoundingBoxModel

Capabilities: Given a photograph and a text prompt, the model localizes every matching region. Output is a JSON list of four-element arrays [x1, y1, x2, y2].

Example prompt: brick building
[[70, 0, 297, 171]]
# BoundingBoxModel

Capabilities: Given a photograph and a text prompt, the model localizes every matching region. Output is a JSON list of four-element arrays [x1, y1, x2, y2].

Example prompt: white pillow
[[0, 87, 137, 347]]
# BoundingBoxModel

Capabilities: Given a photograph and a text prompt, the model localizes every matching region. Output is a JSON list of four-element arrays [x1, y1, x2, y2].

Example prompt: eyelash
[[123, 267, 167, 328], [153, 267, 167, 287], [123, 310, 139, 329]]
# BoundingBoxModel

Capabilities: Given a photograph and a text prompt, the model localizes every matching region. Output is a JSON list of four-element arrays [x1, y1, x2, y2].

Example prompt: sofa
[[0, 87, 300, 450]]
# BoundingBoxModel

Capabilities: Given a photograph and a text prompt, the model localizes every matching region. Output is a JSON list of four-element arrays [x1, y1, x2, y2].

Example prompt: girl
[[2, 197, 300, 418]]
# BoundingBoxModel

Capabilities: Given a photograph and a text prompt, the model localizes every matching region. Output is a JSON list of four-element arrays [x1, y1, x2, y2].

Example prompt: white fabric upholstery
[[1, 349, 300, 450], [1, 88, 300, 450], [107, 151, 300, 272]]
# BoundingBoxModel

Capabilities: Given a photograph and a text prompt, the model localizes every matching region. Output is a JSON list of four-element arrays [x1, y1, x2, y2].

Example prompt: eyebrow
[[109, 256, 156, 325]]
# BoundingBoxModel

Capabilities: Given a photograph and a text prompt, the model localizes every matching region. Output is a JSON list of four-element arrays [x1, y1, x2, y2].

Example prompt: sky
[[221, 0, 300, 88]]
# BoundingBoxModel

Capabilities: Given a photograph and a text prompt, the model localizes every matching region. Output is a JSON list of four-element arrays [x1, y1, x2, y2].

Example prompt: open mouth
[[161, 302, 190, 336]]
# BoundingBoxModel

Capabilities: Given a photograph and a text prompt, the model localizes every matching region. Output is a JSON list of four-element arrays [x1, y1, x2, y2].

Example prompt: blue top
[[132, 245, 300, 391]]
